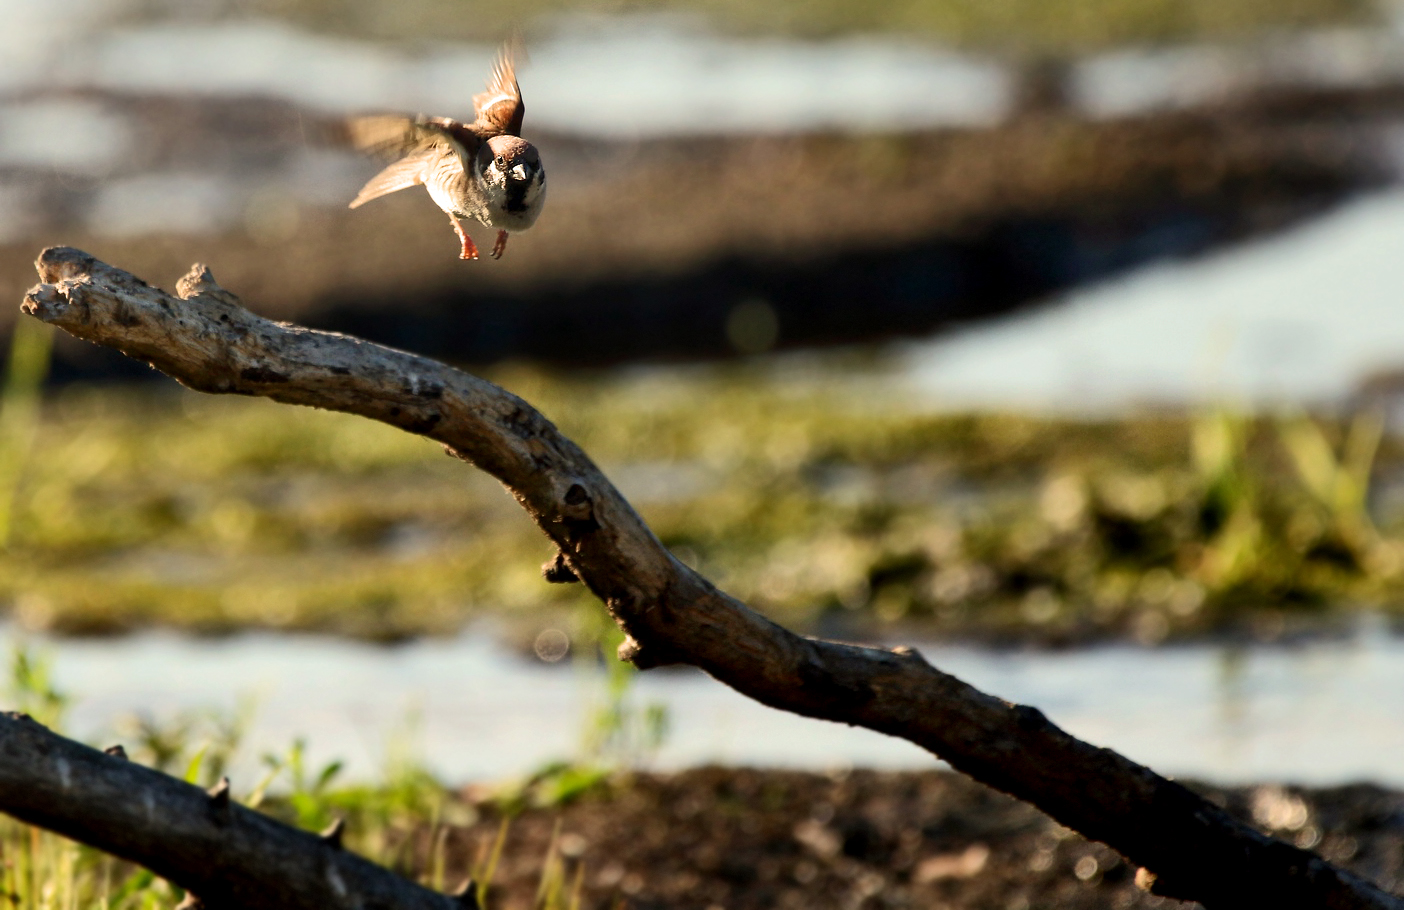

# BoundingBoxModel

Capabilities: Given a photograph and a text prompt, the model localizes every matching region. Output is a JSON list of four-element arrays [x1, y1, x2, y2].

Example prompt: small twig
[[18, 247, 1404, 909]]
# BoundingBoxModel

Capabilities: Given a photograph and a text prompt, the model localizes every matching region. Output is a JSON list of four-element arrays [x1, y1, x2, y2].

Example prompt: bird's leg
[[492, 230, 509, 260], [449, 215, 479, 260]]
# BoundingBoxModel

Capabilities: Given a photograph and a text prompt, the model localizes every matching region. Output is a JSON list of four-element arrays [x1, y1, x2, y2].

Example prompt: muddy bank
[[4, 83, 1392, 377], [414, 767, 1404, 909]]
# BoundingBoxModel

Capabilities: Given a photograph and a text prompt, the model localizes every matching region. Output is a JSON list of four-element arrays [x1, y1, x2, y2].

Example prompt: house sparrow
[[346, 44, 546, 260]]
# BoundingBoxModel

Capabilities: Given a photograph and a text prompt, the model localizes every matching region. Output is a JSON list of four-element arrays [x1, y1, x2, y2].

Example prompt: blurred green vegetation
[[135, 0, 1376, 52], [0, 320, 53, 548], [4, 365, 1404, 644]]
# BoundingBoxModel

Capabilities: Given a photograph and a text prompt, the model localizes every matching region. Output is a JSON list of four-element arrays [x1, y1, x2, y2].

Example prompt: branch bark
[[17, 246, 1404, 910], [0, 711, 474, 909]]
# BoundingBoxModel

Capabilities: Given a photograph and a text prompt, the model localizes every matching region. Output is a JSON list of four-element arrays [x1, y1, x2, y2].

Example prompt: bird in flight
[[345, 43, 546, 260]]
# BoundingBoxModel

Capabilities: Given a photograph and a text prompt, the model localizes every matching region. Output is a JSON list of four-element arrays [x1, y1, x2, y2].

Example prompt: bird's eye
[[494, 155, 506, 168]]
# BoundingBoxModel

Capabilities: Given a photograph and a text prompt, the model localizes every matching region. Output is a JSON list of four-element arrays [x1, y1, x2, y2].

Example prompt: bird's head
[[484, 136, 544, 189], [481, 135, 546, 227]]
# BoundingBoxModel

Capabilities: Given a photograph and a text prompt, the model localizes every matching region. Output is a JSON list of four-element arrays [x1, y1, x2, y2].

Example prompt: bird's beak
[[509, 163, 529, 182]]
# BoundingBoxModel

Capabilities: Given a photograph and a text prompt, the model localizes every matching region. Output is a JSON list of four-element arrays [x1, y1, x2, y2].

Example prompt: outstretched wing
[[471, 42, 525, 137], [343, 114, 480, 207], [344, 114, 478, 163]]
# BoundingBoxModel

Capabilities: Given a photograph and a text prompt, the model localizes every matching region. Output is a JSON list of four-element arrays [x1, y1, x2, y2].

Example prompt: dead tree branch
[[0, 711, 474, 909], [17, 246, 1404, 910]]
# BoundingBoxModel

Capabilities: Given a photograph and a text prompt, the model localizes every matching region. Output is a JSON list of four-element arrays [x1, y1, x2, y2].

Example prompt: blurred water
[[1073, 28, 1404, 116], [0, 11, 1015, 242], [5, 7, 1404, 142], [903, 188, 1404, 411], [0, 14, 1010, 136], [17, 623, 1403, 787]]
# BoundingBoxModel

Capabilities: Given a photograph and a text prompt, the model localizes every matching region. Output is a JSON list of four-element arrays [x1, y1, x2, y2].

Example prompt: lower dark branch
[[0, 712, 470, 910], [18, 247, 1404, 910]]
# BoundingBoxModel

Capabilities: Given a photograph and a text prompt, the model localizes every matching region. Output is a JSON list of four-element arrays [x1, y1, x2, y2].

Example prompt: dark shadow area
[[311, 196, 1345, 367]]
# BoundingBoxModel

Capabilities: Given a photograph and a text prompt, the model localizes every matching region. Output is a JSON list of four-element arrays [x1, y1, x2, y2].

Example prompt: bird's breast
[[474, 172, 546, 231]]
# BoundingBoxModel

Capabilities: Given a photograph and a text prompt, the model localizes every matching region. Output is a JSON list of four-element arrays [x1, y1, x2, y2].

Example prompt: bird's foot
[[450, 216, 479, 260], [492, 230, 509, 260]]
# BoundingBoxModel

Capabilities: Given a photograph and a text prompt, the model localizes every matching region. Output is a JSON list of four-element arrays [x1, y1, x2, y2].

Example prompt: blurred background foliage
[[5, 365, 1404, 644]]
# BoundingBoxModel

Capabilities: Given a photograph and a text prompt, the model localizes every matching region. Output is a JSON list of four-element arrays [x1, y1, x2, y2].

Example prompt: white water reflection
[[1072, 28, 1404, 117], [0, 100, 131, 174], [0, 16, 1011, 136], [87, 173, 241, 237], [7, 7, 1404, 139], [903, 188, 1404, 411], [24, 623, 1404, 787]]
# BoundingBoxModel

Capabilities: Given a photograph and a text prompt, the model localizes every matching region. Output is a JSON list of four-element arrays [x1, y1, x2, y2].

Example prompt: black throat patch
[[504, 177, 534, 214]]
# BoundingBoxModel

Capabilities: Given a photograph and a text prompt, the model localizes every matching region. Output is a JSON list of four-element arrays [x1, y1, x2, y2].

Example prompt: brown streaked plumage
[[346, 43, 546, 260]]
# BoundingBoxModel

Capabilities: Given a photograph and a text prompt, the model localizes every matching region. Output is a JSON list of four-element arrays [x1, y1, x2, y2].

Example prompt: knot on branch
[[451, 880, 481, 909], [560, 482, 598, 529], [890, 645, 931, 667], [176, 264, 240, 307], [36, 246, 96, 285], [1013, 704, 1051, 732], [1134, 865, 1197, 902], [542, 551, 580, 584], [616, 631, 684, 670], [320, 817, 346, 850], [206, 777, 232, 825], [104, 744, 128, 760]]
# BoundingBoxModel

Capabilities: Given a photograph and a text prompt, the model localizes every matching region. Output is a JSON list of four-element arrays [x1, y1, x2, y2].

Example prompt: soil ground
[[428, 767, 1404, 909]]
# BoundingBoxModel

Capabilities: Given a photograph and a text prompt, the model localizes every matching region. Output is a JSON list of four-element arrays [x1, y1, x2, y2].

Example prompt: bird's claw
[[451, 216, 479, 260], [492, 230, 509, 260]]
